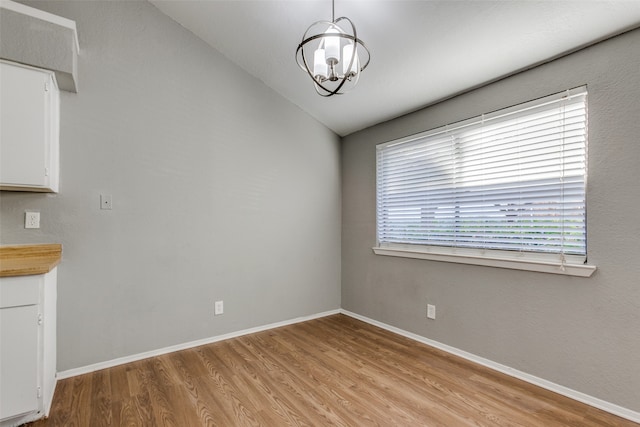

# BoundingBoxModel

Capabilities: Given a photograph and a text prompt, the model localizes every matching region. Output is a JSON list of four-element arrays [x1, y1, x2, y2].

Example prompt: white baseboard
[[339, 309, 640, 424], [56, 309, 340, 380]]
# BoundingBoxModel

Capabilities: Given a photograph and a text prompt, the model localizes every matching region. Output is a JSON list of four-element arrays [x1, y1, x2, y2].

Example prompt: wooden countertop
[[0, 244, 62, 277]]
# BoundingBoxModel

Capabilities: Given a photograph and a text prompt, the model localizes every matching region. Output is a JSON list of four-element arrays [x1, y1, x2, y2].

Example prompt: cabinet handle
[[38, 313, 43, 325]]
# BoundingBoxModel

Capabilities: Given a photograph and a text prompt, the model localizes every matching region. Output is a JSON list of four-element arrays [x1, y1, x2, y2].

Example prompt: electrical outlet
[[100, 194, 113, 210], [214, 300, 224, 316], [427, 304, 436, 320], [25, 211, 40, 229]]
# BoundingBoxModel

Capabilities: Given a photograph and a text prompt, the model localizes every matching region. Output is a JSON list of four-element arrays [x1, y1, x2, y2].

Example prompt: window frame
[[373, 87, 596, 277]]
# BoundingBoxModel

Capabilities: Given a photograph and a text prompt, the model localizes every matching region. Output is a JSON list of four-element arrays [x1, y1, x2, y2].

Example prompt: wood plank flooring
[[27, 314, 638, 426]]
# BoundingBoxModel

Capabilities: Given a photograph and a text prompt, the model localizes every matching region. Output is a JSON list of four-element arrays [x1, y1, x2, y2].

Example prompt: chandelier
[[295, 0, 370, 97]]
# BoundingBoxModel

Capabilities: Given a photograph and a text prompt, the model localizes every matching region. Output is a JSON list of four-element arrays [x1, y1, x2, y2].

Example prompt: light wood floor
[[28, 314, 637, 426]]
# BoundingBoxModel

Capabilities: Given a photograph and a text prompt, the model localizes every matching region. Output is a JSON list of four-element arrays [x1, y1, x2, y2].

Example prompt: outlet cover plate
[[25, 211, 40, 229], [214, 300, 224, 316], [427, 304, 436, 320], [100, 194, 112, 210]]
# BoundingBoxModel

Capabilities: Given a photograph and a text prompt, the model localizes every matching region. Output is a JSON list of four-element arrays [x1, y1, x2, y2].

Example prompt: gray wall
[[342, 29, 640, 411], [3, 0, 638, 415], [0, 1, 341, 371]]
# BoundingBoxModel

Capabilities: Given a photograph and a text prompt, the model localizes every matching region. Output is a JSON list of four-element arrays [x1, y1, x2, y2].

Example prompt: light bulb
[[314, 48, 328, 79], [342, 43, 359, 75], [324, 28, 340, 64]]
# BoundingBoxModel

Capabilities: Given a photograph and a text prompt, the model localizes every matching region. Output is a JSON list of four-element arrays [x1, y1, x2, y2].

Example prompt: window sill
[[372, 246, 596, 277]]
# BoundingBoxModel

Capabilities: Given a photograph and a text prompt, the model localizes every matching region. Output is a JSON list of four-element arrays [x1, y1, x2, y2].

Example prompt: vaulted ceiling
[[150, 1, 640, 136]]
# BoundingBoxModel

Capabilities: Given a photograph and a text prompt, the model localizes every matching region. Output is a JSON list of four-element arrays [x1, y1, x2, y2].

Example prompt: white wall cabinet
[[0, 60, 60, 192], [0, 269, 57, 426]]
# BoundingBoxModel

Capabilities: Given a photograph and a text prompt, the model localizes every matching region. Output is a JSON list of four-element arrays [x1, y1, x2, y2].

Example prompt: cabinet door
[[0, 61, 52, 189], [0, 304, 39, 420]]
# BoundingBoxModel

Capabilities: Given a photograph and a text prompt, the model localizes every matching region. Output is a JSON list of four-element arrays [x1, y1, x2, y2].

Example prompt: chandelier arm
[[298, 32, 334, 49], [317, 81, 346, 96], [335, 16, 355, 37], [332, 72, 349, 94], [314, 79, 340, 96], [295, 44, 315, 81], [300, 20, 338, 43], [355, 40, 371, 71], [319, 70, 350, 96], [296, 44, 342, 96]]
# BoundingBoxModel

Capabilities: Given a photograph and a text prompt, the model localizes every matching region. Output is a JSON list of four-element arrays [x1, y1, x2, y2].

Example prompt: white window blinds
[[376, 87, 588, 262]]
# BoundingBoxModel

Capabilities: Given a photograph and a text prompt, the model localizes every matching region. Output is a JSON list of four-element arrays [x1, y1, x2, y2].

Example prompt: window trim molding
[[372, 245, 596, 277]]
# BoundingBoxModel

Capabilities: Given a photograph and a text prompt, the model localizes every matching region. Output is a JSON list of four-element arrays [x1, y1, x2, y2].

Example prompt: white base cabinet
[[0, 269, 57, 426], [0, 60, 60, 192]]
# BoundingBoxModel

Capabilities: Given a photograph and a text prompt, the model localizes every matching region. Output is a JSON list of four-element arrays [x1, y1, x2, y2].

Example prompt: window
[[375, 87, 595, 277]]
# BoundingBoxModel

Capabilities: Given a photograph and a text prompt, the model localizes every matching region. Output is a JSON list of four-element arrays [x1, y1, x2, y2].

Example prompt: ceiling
[[150, 0, 640, 137]]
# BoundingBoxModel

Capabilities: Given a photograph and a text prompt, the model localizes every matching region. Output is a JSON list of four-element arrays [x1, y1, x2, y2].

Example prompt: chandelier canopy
[[296, 0, 370, 97]]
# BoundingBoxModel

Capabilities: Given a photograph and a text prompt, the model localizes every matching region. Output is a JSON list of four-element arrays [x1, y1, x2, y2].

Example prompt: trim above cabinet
[[0, 0, 79, 92]]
